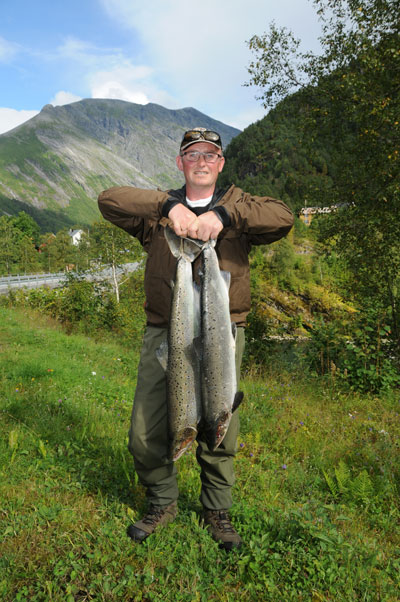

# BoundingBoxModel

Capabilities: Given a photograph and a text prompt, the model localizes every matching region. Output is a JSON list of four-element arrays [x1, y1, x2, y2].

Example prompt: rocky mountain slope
[[0, 99, 240, 231]]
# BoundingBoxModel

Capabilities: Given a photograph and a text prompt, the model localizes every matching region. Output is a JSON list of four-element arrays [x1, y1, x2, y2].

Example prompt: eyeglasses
[[181, 129, 222, 147], [181, 151, 223, 164]]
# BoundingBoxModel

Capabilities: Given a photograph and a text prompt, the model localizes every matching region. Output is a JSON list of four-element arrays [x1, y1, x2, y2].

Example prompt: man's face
[[176, 142, 225, 191]]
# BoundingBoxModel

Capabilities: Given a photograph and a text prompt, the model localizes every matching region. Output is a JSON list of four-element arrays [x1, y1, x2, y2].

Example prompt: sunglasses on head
[[181, 130, 222, 146]]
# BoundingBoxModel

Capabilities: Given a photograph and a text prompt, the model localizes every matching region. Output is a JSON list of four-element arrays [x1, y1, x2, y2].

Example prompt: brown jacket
[[98, 184, 294, 327]]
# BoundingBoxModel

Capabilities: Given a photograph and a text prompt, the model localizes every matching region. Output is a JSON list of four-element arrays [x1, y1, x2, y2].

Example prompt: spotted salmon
[[158, 227, 203, 461], [199, 239, 243, 450]]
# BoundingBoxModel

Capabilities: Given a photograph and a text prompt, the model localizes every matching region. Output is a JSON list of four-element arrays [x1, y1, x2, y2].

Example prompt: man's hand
[[168, 204, 197, 237], [188, 211, 223, 241], [169, 205, 223, 241]]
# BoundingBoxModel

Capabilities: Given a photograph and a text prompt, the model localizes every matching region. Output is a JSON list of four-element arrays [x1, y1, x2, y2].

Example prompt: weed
[[0, 306, 399, 601]]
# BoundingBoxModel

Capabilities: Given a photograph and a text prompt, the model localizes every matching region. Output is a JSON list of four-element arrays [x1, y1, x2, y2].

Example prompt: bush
[[304, 308, 400, 393]]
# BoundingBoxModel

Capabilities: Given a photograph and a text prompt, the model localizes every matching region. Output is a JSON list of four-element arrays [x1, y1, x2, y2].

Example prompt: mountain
[[218, 93, 335, 214], [0, 99, 240, 232]]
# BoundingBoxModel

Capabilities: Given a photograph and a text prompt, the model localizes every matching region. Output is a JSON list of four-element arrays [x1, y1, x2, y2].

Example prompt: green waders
[[128, 325, 245, 510]]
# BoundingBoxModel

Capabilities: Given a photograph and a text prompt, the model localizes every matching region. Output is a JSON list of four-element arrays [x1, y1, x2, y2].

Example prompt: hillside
[[219, 93, 335, 213], [0, 99, 240, 232]]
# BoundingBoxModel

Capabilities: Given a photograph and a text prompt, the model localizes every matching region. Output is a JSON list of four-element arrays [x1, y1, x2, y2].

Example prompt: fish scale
[[160, 227, 243, 460], [200, 240, 243, 450], [159, 227, 203, 461]]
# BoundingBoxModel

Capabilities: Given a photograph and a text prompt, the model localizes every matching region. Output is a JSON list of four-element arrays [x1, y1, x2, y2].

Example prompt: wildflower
[[58, 399, 62, 403], [249, 453, 254, 458], [91, 371, 96, 376], [240, 443, 245, 448], [282, 464, 287, 470], [299, 421, 304, 426]]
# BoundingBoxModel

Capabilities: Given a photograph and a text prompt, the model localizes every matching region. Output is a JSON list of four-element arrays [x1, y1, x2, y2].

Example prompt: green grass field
[[1, 306, 399, 601]]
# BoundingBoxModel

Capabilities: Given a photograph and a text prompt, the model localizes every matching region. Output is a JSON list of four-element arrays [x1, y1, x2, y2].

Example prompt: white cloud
[[0, 108, 39, 135], [54, 36, 178, 109], [0, 36, 20, 63], [98, 0, 322, 127], [55, 36, 171, 106], [50, 91, 83, 106], [89, 64, 176, 107], [91, 80, 149, 104], [99, 1, 321, 85]]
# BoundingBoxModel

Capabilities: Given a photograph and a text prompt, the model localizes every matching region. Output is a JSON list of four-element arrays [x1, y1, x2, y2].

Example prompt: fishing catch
[[161, 227, 243, 460], [158, 227, 203, 461], [199, 239, 243, 450]]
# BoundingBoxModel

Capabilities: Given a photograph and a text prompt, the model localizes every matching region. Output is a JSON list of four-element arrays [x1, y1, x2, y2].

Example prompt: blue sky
[[0, 0, 322, 135]]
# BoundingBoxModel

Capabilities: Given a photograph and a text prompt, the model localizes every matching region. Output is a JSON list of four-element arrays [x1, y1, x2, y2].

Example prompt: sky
[[0, 0, 323, 135]]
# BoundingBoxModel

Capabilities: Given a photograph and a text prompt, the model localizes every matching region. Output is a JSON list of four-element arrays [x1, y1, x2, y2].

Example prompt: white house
[[68, 229, 84, 245]]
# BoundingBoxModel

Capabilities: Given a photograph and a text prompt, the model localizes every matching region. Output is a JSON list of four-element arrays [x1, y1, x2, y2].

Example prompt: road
[[0, 263, 139, 294]]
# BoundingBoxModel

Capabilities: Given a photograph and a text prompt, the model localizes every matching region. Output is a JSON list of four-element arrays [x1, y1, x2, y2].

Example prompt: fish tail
[[232, 391, 244, 413], [205, 410, 231, 451], [171, 426, 197, 461]]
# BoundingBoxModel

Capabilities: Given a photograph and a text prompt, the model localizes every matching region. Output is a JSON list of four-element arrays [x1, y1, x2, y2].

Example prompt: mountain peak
[[0, 99, 240, 232]]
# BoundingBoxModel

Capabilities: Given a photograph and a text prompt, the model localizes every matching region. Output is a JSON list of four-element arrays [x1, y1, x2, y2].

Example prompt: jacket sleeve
[[222, 188, 294, 244], [97, 186, 169, 243]]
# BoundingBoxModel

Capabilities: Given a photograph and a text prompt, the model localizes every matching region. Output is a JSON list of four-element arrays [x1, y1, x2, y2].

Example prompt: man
[[98, 127, 294, 551]]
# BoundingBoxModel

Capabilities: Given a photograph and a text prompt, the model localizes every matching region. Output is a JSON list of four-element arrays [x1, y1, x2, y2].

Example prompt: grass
[[0, 305, 399, 601]]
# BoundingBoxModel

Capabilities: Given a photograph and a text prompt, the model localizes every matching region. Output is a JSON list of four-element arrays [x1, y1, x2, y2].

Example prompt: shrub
[[305, 308, 400, 393]]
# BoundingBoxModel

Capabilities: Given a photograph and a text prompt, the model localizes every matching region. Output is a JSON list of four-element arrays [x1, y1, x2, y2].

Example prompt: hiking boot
[[127, 501, 177, 542], [203, 509, 242, 551]]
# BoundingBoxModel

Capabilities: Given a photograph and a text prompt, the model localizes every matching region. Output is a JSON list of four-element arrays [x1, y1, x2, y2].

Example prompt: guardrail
[[0, 263, 140, 294], [0, 272, 66, 285], [0, 272, 67, 294]]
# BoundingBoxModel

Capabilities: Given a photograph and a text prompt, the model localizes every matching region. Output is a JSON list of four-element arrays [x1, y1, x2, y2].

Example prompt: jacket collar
[[168, 184, 230, 209]]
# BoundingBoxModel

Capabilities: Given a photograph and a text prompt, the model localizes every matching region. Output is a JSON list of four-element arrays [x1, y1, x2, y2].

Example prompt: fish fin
[[231, 322, 237, 340], [232, 391, 244, 413], [193, 280, 201, 293], [164, 226, 182, 258], [193, 281, 201, 322], [220, 269, 231, 291], [192, 335, 203, 361], [156, 340, 168, 372]]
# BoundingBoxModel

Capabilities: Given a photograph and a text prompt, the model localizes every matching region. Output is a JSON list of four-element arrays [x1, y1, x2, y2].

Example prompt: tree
[[0, 215, 41, 275], [88, 221, 144, 303], [38, 231, 77, 273], [11, 212, 41, 246], [246, 0, 400, 349], [0, 216, 20, 275]]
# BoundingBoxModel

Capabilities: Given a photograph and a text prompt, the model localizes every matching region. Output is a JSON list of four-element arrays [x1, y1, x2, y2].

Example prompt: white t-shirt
[[186, 195, 213, 209]]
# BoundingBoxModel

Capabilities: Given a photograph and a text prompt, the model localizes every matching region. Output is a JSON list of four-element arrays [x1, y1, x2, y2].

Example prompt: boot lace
[[142, 505, 166, 526], [213, 511, 236, 533]]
